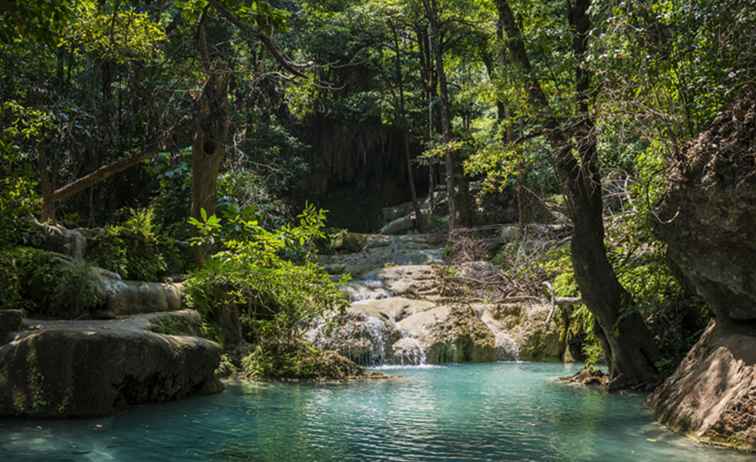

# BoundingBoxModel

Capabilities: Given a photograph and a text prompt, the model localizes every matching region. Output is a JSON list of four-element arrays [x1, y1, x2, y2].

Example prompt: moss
[[13, 389, 26, 413], [27, 342, 48, 411], [57, 386, 73, 416], [149, 315, 198, 336], [319, 229, 369, 255]]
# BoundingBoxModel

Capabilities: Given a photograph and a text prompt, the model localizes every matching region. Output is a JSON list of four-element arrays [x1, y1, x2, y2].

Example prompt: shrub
[[0, 247, 103, 317], [242, 340, 362, 381], [185, 204, 352, 378], [87, 208, 169, 281]]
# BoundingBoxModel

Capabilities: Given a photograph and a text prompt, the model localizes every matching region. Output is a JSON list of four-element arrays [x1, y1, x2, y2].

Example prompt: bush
[[0, 247, 103, 317], [87, 208, 170, 281], [185, 204, 352, 379], [242, 341, 362, 381]]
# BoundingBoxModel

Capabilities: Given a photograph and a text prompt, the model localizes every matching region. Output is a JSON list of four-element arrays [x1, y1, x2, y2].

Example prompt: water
[[0, 363, 750, 462]]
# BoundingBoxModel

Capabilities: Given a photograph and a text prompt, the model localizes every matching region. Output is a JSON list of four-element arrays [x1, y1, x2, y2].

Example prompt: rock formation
[[650, 88, 756, 451], [0, 310, 222, 417], [310, 232, 565, 366]]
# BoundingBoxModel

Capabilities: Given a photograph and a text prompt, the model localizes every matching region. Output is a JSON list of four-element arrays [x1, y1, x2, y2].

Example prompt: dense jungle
[[0, 0, 754, 460]]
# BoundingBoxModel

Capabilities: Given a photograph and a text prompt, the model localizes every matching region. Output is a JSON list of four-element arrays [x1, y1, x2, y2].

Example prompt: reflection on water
[[0, 362, 750, 462]]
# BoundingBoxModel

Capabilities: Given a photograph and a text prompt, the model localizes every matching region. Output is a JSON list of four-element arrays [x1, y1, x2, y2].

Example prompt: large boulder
[[28, 220, 87, 259], [103, 279, 184, 316], [648, 321, 755, 450], [424, 305, 497, 363], [479, 302, 562, 361], [651, 88, 756, 451], [0, 324, 222, 417]]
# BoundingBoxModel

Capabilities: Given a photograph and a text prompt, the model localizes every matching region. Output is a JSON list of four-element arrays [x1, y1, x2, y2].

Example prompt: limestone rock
[[379, 215, 415, 235], [651, 88, 756, 451], [425, 305, 496, 363], [29, 220, 87, 259], [648, 321, 755, 451], [559, 367, 609, 387], [99, 276, 184, 316], [308, 312, 400, 366], [0, 324, 222, 417], [654, 89, 756, 322], [480, 302, 562, 362], [319, 234, 444, 277]]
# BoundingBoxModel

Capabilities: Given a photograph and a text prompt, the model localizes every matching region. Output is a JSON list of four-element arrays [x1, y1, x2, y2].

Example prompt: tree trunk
[[391, 21, 424, 233], [190, 70, 230, 222], [191, 14, 231, 264], [495, 0, 660, 389], [424, 0, 473, 231]]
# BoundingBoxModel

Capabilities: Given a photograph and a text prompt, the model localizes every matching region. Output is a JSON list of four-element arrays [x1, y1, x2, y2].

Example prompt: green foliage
[[0, 102, 45, 247], [0, 0, 75, 44], [59, 1, 167, 63], [186, 205, 350, 377], [0, 247, 103, 318], [88, 208, 169, 281], [242, 340, 361, 381], [538, 214, 710, 372]]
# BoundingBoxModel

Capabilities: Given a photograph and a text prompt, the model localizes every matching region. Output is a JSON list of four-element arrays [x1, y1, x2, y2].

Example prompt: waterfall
[[495, 332, 520, 361], [361, 316, 388, 365], [391, 337, 427, 366]]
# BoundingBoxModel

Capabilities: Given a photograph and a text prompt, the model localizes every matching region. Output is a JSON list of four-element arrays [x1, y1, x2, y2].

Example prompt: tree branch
[[48, 143, 165, 205], [209, 0, 310, 79]]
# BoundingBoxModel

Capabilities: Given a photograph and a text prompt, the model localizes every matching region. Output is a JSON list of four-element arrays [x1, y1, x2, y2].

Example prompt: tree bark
[[191, 15, 230, 224], [190, 72, 229, 222], [495, 0, 659, 389]]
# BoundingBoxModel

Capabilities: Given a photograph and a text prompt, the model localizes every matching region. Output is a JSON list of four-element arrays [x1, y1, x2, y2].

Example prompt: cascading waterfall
[[360, 316, 388, 366], [391, 337, 427, 366], [495, 332, 520, 361]]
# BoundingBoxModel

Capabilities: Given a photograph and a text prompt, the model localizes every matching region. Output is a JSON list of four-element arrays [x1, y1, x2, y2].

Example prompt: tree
[[388, 18, 425, 232], [494, 0, 660, 390], [421, 0, 474, 231]]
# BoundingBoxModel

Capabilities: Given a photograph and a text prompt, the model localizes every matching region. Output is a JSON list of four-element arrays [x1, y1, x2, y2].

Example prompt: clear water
[[0, 362, 750, 462]]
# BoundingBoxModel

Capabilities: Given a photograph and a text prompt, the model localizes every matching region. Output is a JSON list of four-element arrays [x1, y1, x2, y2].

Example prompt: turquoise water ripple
[[0, 362, 751, 461]]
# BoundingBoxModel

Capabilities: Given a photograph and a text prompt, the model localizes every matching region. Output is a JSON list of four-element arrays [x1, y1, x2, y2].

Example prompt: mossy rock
[[322, 230, 369, 255], [0, 328, 222, 417], [426, 306, 496, 363]]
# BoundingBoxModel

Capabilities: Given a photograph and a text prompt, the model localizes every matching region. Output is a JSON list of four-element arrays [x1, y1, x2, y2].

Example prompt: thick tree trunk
[[495, 0, 659, 389], [191, 13, 231, 225], [569, 174, 660, 389], [190, 71, 230, 222]]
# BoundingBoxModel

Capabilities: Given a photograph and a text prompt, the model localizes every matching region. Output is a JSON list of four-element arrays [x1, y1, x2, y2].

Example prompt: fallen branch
[[543, 281, 582, 326], [47, 142, 165, 207]]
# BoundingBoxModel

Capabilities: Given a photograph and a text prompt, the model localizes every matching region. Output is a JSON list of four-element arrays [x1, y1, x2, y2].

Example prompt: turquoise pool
[[0, 362, 750, 461]]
